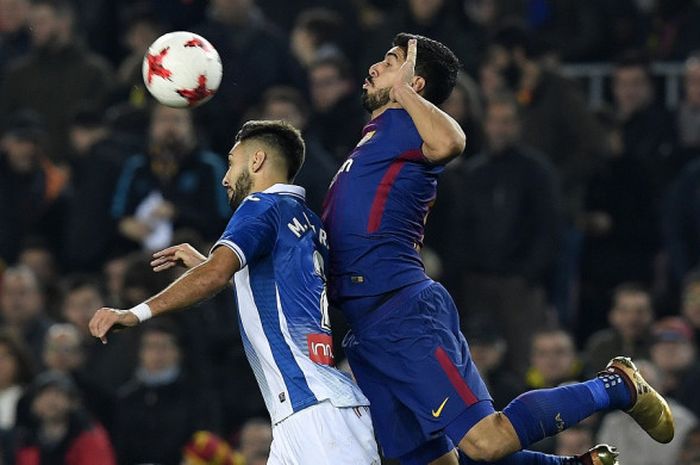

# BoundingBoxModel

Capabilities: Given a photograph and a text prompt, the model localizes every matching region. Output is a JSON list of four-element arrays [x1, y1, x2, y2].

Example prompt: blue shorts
[[342, 280, 495, 462]]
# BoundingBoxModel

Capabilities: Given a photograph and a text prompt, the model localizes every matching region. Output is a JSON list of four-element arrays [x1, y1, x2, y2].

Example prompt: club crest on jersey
[[307, 333, 335, 366], [356, 130, 376, 147]]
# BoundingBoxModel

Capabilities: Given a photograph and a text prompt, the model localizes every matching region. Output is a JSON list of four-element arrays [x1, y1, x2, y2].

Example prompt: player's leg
[[453, 357, 673, 462]]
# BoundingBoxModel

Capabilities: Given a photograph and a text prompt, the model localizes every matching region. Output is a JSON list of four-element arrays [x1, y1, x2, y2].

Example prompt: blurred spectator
[[448, 92, 561, 374], [488, 23, 606, 219], [594, 0, 647, 60], [60, 275, 137, 400], [677, 52, 700, 159], [584, 283, 654, 375], [291, 8, 344, 68], [554, 425, 594, 456], [236, 418, 272, 463], [488, 23, 606, 323], [15, 371, 116, 465], [256, 86, 337, 212], [0, 267, 53, 367], [41, 324, 113, 428], [0, 0, 31, 75], [182, 431, 243, 465], [647, 0, 700, 61], [664, 162, 700, 285], [679, 427, 700, 465], [526, 0, 605, 62], [17, 239, 62, 321], [193, 0, 304, 153], [612, 51, 677, 191], [362, 0, 485, 75], [113, 320, 220, 465], [111, 104, 229, 250], [464, 320, 525, 410], [578, 110, 657, 338], [0, 0, 113, 160], [597, 359, 698, 465], [682, 271, 700, 341], [0, 331, 34, 432], [112, 6, 164, 108], [0, 115, 68, 265], [308, 55, 367, 163], [62, 109, 126, 272], [649, 317, 700, 418], [439, 71, 484, 157], [526, 329, 582, 389]]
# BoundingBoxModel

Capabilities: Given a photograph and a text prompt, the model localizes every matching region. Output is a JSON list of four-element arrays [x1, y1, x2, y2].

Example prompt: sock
[[593, 371, 633, 410], [502, 377, 624, 448], [458, 449, 582, 465]]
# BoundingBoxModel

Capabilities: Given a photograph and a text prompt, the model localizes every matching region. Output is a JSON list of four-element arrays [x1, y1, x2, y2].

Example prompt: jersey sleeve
[[211, 196, 278, 268]]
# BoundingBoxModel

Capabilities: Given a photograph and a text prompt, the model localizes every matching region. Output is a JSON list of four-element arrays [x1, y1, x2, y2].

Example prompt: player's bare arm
[[390, 39, 465, 163], [89, 246, 239, 343]]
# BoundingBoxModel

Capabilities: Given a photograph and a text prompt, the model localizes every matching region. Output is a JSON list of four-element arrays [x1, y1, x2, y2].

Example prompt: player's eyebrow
[[385, 51, 401, 63]]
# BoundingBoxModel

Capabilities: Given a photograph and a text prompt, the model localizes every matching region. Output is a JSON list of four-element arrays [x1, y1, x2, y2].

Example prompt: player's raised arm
[[89, 246, 239, 343], [390, 39, 466, 163]]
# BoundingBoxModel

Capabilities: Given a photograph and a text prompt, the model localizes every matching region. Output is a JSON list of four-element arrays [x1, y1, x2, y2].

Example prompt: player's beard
[[228, 168, 253, 211], [361, 87, 392, 113]]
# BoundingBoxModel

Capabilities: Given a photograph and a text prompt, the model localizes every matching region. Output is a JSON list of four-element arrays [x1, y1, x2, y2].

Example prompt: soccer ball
[[142, 31, 222, 108]]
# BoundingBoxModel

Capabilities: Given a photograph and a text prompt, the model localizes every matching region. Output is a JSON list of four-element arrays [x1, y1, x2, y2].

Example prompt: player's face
[[361, 46, 405, 112], [222, 142, 253, 211]]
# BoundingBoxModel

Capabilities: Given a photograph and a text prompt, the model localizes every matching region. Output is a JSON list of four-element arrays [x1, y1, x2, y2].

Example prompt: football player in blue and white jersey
[[89, 120, 379, 465]]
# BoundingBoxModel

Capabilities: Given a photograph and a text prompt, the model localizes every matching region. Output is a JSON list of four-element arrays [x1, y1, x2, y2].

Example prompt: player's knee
[[458, 434, 500, 462], [458, 412, 517, 462]]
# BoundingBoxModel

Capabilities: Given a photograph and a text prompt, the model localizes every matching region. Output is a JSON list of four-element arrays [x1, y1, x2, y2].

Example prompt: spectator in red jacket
[[15, 371, 116, 465]]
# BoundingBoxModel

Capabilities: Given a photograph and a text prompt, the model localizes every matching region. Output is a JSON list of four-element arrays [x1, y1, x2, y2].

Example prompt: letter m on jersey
[[307, 334, 335, 366]]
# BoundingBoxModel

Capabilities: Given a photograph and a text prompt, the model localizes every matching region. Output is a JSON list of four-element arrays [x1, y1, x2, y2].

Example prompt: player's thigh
[[270, 401, 379, 465]]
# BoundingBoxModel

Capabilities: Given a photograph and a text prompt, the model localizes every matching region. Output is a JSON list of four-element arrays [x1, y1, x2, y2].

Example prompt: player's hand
[[89, 308, 139, 344], [390, 38, 417, 102], [150, 243, 206, 272]]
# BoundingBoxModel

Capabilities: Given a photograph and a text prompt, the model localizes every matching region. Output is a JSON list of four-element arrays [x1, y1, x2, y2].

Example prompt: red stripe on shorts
[[435, 346, 478, 406]]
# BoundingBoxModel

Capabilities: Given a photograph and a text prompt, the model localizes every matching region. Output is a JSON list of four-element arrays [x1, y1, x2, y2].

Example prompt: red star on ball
[[184, 38, 208, 51], [176, 74, 215, 106], [146, 47, 172, 84]]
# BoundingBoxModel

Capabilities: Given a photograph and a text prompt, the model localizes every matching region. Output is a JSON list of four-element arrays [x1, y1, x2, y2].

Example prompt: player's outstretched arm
[[89, 246, 239, 343], [390, 38, 466, 164], [150, 243, 207, 272]]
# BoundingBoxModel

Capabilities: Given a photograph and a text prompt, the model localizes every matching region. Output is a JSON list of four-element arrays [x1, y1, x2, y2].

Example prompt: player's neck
[[370, 101, 403, 120], [253, 175, 293, 194]]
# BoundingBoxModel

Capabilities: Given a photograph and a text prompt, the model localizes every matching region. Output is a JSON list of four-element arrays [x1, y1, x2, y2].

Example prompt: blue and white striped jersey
[[212, 183, 368, 424]]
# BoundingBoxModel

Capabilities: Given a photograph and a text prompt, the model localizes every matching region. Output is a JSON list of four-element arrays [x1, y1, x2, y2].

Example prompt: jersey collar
[[262, 183, 306, 200]]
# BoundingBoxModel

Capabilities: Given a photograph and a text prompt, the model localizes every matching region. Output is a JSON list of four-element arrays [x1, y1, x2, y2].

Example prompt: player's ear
[[251, 150, 267, 173], [412, 76, 426, 94]]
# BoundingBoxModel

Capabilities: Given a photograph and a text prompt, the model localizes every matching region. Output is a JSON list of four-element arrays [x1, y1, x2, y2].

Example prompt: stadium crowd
[[1, 0, 700, 464]]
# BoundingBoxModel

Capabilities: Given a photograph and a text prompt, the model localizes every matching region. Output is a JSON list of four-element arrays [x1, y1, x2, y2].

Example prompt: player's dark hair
[[235, 120, 306, 181], [392, 33, 460, 105]]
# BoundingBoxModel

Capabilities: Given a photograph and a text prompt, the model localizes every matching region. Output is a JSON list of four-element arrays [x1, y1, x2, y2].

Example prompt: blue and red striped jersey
[[321, 109, 444, 312]]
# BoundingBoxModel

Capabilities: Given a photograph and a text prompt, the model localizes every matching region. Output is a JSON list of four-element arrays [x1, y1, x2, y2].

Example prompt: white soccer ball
[[142, 31, 222, 108]]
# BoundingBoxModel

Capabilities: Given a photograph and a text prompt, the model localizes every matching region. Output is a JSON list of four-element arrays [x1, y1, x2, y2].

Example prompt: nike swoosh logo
[[432, 397, 449, 418]]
